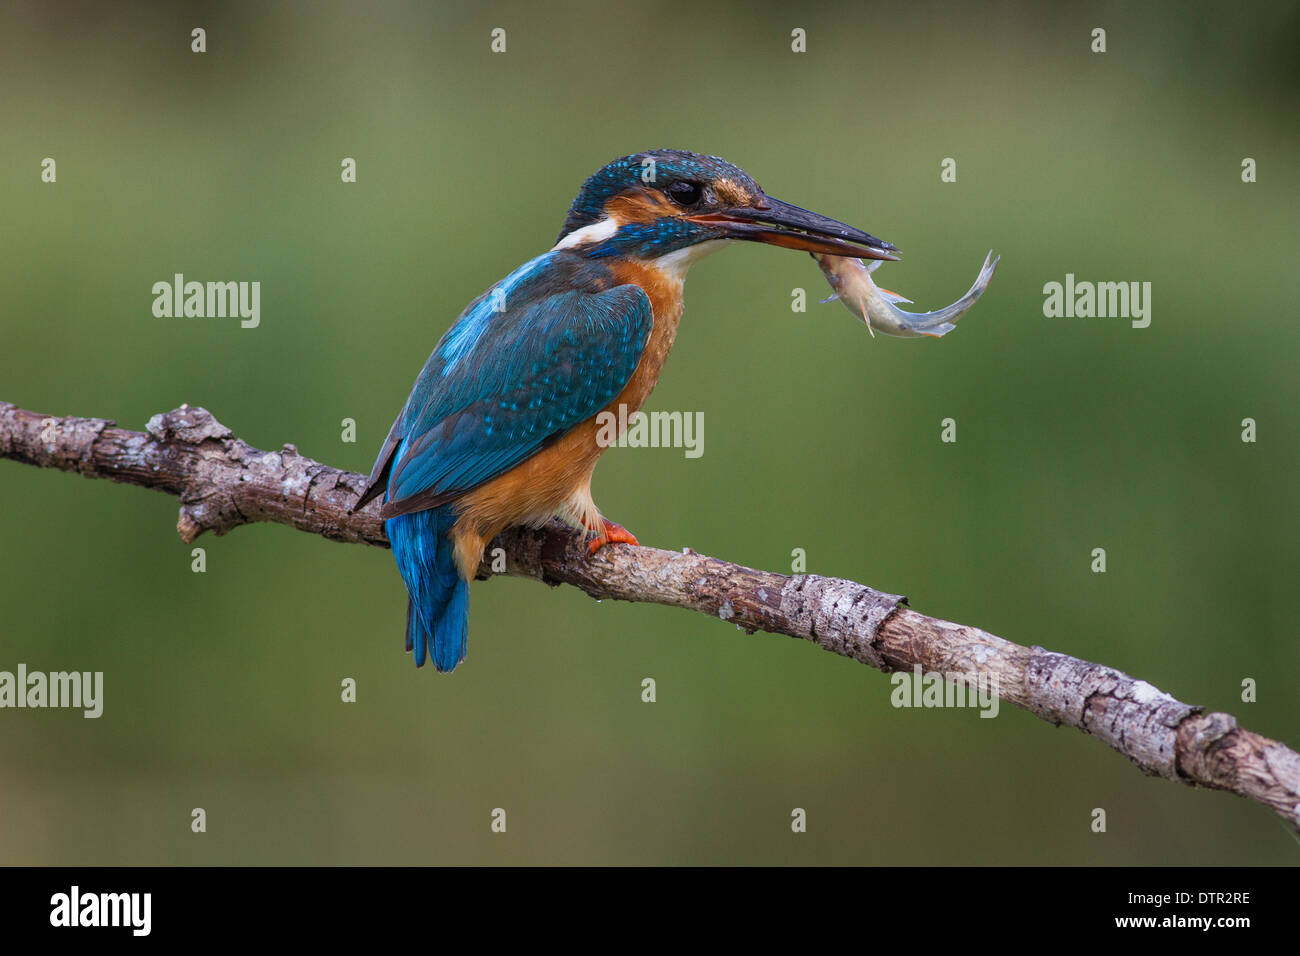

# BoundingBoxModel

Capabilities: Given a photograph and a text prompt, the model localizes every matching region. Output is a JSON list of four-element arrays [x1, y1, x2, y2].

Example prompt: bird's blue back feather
[[384, 254, 654, 511]]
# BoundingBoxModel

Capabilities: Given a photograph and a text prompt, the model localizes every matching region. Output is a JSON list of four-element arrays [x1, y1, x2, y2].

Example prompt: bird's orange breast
[[603, 258, 686, 417], [448, 260, 685, 576]]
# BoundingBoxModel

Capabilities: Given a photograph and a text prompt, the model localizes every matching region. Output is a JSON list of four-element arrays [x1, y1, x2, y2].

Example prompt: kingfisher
[[354, 149, 898, 671]]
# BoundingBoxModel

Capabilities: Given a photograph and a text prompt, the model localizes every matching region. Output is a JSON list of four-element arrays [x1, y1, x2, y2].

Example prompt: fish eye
[[666, 180, 703, 207]]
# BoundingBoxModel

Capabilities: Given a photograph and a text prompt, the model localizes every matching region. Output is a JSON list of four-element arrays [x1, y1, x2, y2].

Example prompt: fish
[[813, 250, 1000, 338]]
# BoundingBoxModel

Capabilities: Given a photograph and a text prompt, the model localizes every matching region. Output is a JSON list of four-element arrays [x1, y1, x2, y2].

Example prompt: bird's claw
[[586, 519, 640, 555]]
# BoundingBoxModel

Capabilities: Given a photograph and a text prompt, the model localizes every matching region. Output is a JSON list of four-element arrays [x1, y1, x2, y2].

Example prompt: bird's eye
[[666, 180, 703, 206]]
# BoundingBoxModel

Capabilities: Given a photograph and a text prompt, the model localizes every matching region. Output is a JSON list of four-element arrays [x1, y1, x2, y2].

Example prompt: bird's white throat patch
[[552, 217, 620, 251], [552, 219, 728, 283], [650, 239, 729, 281]]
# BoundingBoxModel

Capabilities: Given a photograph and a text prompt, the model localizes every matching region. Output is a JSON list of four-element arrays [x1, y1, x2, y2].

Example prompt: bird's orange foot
[[586, 518, 640, 555]]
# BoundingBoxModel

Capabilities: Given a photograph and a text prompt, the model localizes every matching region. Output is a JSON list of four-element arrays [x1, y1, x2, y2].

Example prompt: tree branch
[[3, 400, 1297, 832]]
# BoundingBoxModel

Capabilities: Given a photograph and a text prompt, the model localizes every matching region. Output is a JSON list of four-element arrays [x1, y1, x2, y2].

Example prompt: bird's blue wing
[[371, 253, 653, 517]]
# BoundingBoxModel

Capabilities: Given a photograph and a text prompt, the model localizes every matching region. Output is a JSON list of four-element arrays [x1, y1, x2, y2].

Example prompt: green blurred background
[[1, 0, 1296, 864]]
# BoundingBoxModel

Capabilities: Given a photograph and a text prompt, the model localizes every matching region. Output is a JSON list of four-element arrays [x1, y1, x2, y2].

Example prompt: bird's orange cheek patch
[[712, 177, 755, 207], [605, 189, 678, 224]]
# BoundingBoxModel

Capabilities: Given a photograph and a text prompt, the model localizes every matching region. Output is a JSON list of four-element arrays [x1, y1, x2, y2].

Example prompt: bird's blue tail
[[386, 507, 469, 672]]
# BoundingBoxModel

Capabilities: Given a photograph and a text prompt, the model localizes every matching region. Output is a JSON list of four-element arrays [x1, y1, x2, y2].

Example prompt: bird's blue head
[[554, 149, 898, 273]]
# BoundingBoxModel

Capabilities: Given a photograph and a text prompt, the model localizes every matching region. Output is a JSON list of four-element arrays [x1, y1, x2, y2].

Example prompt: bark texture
[[3, 401, 1297, 832]]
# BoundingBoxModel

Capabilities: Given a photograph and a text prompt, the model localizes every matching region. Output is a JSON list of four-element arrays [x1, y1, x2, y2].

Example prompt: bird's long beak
[[688, 195, 899, 261]]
